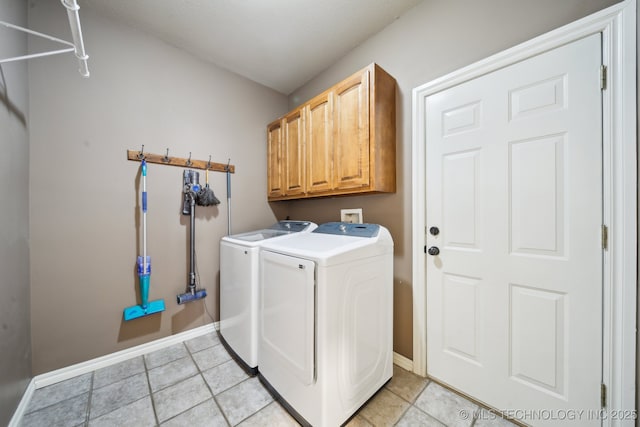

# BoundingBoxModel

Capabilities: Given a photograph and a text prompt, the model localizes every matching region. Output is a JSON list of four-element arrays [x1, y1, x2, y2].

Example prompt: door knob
[[427, 246, 440, 256], [429, 227, 440, 236]]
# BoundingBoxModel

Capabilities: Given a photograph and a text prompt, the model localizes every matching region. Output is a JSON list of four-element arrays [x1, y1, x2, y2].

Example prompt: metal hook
[[206, 155, 212, 170], [186, 152, 193, 167], [137, 144, 145, 160], [162, 148, 170, 163], [225, 158, 231, 172]]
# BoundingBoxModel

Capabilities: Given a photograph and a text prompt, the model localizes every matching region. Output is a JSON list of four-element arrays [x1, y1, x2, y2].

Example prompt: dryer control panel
[[313, 222, 380, 237]]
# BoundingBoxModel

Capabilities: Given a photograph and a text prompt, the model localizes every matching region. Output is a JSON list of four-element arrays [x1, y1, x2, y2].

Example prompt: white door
[[426, 34, 602, 425]]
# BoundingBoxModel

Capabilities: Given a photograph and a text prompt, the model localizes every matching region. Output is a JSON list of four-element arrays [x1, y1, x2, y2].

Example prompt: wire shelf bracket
[[0, 0, 90, 77]]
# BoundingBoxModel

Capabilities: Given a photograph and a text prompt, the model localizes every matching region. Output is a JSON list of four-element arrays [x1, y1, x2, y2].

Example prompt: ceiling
[[80, 0, 423, 94]]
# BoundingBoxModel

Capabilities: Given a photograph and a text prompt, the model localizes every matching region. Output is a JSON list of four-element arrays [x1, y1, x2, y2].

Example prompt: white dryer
[[219, 220, 317, 374], [258, 222, 393, 427]]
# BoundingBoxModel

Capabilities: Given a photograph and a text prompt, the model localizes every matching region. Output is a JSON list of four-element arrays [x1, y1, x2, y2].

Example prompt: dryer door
[[260, 250, 315, 385]]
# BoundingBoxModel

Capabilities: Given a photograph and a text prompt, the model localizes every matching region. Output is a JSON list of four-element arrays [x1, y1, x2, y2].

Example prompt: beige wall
[[637, 0, 639, 418], [0, 0, 31, 422], [28, 0, 288, 374], [283, 0, 622, 360]]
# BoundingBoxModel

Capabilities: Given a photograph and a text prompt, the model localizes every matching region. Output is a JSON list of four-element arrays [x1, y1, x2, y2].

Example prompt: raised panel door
[[267, 119, 284, 198], [425, 34, 602, 424], [333, 68, 370, 190], [306, 92, 333, 194], [283, 109, 305, 196]]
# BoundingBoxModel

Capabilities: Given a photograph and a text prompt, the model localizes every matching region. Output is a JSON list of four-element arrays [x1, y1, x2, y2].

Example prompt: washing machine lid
[[260, 223, 393, 265], [222, 221, 317, 246], [269, 220, 316, 233], [228, 228, 290, 242]]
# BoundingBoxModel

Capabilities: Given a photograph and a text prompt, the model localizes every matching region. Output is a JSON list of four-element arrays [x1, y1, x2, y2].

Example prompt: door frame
[[411, 0, 636, 422]]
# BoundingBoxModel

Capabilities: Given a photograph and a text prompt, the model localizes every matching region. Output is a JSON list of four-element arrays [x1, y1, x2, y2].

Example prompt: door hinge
[[602, 225, 608, 250], [601, 383, 607, 407], [600, 65, 607, 90]]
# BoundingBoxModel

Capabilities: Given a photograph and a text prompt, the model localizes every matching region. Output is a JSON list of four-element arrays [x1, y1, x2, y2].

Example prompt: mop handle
[[226, 169, 230, 197], [142, 160, 147, 270], [226, 168, 231, 235]]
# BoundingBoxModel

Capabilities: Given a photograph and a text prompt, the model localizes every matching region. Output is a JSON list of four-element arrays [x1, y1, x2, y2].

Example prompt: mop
[[123, 160, 166, 321], [177, 170, 208, 304]]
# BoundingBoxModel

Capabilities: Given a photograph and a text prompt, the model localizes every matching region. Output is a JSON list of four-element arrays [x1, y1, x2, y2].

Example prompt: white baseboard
[[9, 322, 218, 427], [8, 379, 35, 427], [34, 322, 218, 388], [393, 351, 414, 372]]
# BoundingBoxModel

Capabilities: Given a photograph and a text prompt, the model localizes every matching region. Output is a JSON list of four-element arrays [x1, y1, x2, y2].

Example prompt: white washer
[[219, 220, 317, 374], [258, 222, 393, 427]]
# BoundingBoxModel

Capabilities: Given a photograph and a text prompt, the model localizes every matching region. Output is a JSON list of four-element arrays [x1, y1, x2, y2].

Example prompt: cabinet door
[[306, 92, 334, 194], [333, 68, 370, 190], [267, 119, 284, 198], [283, 109, 305, 196]]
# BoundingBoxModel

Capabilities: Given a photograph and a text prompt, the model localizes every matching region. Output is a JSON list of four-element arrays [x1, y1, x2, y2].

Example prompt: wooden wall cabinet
[[267, 108, 306, 199], [267, 63, 396, 201], [266, 120, 284, 198]]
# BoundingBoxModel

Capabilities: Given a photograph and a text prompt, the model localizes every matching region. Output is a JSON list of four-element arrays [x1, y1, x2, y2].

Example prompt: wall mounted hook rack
[[127, 149, 235, 173]]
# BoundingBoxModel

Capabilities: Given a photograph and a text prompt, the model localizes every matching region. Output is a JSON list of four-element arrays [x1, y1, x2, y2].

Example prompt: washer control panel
[[270, 221, 314, 232], [313, 222, 379, 237]]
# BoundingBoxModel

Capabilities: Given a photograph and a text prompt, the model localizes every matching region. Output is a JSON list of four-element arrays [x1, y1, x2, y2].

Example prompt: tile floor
[[20, 331, 517, 426]]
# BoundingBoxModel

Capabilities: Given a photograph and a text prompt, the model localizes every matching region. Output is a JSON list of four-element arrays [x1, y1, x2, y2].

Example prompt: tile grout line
[[384, 379, 430, 427], [141, 336, 233, 424], [84, 371, 95, 425], [86, 358, 158, 425], [385, 377, 431, 405], [142, 350, 162, 426], [185, 334, 233, 426], [188, 334, 275, 426], [425, 379, 520, 426], [189, 340, 260, 398], [21, 373, 96, 425], [408, 380, 489, 427], [230, 378, 275, 426], [391, 401, 413, 426], [354, 384, 407, 426], [380, 378, 433, 426]]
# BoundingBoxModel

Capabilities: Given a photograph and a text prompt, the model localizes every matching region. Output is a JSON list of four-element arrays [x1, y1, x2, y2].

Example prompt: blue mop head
[[123, 299, 165, 321]]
